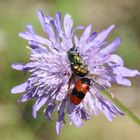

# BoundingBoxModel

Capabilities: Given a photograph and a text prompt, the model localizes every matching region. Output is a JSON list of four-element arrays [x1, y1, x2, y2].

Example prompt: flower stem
[[102, 91, 140, 125]]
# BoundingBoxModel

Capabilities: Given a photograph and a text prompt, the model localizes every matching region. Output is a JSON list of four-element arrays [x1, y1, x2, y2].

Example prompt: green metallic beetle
[[67, 47, 88, 77]]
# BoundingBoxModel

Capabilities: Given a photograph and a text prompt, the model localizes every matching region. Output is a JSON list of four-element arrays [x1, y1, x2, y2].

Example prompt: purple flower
[[11, 10, 140, 134]]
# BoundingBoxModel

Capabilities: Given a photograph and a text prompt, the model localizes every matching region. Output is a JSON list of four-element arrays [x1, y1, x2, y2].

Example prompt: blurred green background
[[0, 0, 140, 140]]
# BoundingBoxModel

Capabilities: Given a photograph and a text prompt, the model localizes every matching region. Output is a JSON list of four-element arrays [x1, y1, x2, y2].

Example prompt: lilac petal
[[112, 65, 139, 86], [37, 11, 56, 41], [85, 93, 98, 115], [81, 107, 90, 120], [25, 24, 35, 34], [73, 116, 83, 127], [69, 112, 83, 127], [64, 13, 73, 38], [100, 38, 121, 56], [74, 35, 79, 47], [112, 76, 131, 86], [79, 25, 92, 46], [19, 32, 52, 46], [11, 63, 25, 70], [57, 99, 66, 121], [88, 32, 97, 42], [82, 41, 96, 53], [108, 54, 124, 66], [96, 100, 114, 122], [103, 106, 114, 121], [95, 93, 124, 121], [116, 67, 140, 77], [18, 92, 32, 102], [18, 87, 37, 103], [37, 10, 47, 32], [19, 25, 52, 46], [55, 12, 62, 33], [45, 104, 56, 121], [11, 82, 28, 94], [92, 24, 115, 47], [50, 20, 59, 39], [98, 96, 121, 117], [32, 97, 48, 118], [61, 34, 73, 51], [56, 121, 63, 135], [111, 67, 131, 86], [67, 102, 75, 115], [24, 62, 37, 70], [29, 41, 48, 53]]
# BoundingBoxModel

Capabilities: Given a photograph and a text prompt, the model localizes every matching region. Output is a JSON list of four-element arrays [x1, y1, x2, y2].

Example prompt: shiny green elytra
[[67, 47, 88, 77]]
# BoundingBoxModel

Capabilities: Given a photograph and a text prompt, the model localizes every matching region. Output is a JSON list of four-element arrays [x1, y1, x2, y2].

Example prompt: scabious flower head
[[11, 10, 140, 134]]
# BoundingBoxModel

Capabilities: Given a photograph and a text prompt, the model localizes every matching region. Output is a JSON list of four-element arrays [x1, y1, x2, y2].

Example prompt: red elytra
[[69, 78, 90, 105]]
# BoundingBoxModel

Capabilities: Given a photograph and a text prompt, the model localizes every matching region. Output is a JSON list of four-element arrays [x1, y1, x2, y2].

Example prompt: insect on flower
[[67, 46, 112, 104], [67, 47, 88, 77], [69, 77, 90, 105], [11, 10, 140, 134]]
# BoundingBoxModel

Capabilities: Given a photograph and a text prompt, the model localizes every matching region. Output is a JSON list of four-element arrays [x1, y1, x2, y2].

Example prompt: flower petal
[[80, 107, 90, 120], [11, 82, 28, 94], [56, 121, 63, 135], [79, 24, 92, 46], [37, 11, 56, 42], [32, 97, 48, 118], [45, 103, 56, 121], [94, 93, 124, 121], [55, 12, 62, 34], [100, 38, 121, 56], [69, 111, 83, 127], [112, 76, 131, 86], [37, 10, 48, 33], [116, 67, 140, 77], [88, 32, 97, 42], [108, 54, 124, 66], [64, 13, 73, 38], [11, 63, 25, 70], [19, 25, 52, 46], [92, 24, 115, 47], [84, 93, 98, 115]]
